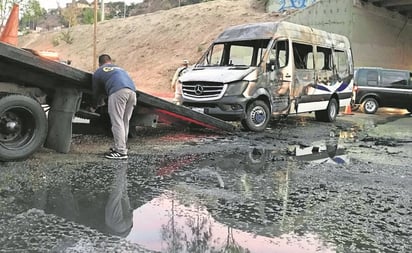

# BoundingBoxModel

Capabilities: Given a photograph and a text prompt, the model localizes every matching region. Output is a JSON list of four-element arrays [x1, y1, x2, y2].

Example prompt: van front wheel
[[241, 100, 270, 132], [315, 98, 338, 122]]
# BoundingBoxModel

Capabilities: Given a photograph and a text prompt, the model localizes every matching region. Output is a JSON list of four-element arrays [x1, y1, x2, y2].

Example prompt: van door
[[290, 42, 316, 113], [266, 39, 291, 113]]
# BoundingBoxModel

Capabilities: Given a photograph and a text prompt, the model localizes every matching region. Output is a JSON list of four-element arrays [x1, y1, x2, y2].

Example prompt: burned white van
[[180, 21, 354, 131]]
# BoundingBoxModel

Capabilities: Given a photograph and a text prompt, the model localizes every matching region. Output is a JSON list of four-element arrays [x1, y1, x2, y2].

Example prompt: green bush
[[52, 37, 60, 46], [60, 29, 74, 44]]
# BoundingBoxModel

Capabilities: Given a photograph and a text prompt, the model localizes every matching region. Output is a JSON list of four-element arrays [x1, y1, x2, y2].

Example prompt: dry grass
[[19, 0, 281, 97]]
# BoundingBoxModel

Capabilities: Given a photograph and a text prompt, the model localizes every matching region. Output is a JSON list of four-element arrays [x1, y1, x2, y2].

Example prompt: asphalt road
[[0, 108, 411, 253]]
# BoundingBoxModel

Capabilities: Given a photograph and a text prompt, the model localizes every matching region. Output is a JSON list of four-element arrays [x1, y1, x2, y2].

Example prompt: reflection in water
[[126, 193, 335, 253], [30, 161, 134, 238], [105, 161, 133, 237], [124, 146, 339, 252], [292, 132, 349, 164]]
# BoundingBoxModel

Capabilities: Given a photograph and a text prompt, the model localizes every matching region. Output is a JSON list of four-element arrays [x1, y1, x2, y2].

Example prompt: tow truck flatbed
[[0, 41, 234, 161]]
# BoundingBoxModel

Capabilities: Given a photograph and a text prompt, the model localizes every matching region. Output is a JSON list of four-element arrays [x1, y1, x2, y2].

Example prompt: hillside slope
[[19, 0, 281, 96]]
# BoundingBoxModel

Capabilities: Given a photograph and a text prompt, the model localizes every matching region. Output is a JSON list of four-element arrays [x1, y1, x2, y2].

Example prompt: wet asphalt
[[0, 109, 411, 253]]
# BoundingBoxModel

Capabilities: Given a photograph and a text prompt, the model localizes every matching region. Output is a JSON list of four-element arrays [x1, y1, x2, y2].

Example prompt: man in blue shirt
[[92, 54, 137, 159]]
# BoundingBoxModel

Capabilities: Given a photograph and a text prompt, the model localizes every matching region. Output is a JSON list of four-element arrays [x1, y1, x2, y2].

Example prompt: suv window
[[356, 69, 378, 86], [381, 70, 408, 87]]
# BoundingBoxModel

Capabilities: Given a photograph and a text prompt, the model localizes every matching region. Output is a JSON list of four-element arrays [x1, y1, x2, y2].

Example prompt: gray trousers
[[108, 88, 137, 154]]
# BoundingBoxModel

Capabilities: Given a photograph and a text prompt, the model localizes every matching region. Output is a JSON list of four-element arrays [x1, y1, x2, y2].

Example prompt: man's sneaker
[[105, 151, 128, 159]]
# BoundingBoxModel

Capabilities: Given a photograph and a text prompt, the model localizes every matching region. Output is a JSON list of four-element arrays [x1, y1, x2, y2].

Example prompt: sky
[[38, 0, 143, 10]]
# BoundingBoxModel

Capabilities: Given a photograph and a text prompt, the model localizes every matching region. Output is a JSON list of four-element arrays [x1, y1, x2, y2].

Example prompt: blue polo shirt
[[92, 63, 136, 100]]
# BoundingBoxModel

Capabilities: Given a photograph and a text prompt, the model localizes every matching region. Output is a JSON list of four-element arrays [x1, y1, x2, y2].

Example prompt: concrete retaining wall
[[268, 0, 412, 70]]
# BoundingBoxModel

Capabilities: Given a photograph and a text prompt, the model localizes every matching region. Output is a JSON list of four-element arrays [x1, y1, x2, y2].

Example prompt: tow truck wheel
[[241, 100, 270, 132], [0, 94, 47, 161]]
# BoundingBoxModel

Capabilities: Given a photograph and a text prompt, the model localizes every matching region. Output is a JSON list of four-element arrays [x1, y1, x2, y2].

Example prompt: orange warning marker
[[343, 104, 353, 115], [0, 4, 19, 46]]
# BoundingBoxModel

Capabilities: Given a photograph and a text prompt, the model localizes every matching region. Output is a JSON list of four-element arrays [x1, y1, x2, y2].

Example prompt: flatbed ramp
[[135, 92, 235, 132]]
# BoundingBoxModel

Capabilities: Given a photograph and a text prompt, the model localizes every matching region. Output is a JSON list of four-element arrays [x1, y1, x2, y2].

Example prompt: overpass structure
[[268, 0, 412, 70], [364, 0, 412, 17]]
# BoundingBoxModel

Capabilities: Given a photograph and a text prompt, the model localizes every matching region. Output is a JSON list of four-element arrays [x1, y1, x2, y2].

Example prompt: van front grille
[[182, 82, 226, 100]]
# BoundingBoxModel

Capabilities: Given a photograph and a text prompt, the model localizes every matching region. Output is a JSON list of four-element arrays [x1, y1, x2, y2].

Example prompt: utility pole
[[124, 1, 126, 18], [101, 0, 105, 21], [93, 0, 98, 69]]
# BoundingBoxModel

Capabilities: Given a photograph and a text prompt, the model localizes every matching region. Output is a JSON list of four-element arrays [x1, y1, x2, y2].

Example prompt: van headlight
[[224, 81, 249, 96]]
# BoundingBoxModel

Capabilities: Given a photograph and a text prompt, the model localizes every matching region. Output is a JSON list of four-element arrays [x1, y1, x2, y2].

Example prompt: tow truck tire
[[315, 98, 338, 122], [241, 100, 270, 132], [0, 94, 47, 161]]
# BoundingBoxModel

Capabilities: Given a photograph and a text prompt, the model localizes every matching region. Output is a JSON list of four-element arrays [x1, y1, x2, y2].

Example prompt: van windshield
[[197, 39, 270, 67]]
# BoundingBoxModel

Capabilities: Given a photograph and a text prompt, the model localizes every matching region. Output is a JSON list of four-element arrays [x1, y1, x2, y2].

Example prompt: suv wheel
[[361, 97, 378, 114], [241, 100, 270, 132]]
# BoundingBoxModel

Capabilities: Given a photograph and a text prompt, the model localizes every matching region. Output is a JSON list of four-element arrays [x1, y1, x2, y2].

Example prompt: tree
[[19, 0, 46, 30], [81, 7, 95, 24], [61, 0, 80, 28]]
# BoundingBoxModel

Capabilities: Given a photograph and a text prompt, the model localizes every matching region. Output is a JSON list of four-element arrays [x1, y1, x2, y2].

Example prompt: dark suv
[[352, 67, 412, 114]]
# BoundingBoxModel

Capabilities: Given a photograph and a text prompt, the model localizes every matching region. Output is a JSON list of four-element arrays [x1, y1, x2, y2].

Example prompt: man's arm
[[92, 73, 106, 107]]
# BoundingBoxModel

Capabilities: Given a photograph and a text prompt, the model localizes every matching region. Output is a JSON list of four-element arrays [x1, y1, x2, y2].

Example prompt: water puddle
[[127, 191, 335, 253], [0, 148, 341, 252]]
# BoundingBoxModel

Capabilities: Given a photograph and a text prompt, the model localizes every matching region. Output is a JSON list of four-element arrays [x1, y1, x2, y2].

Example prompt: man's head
[[98, 54, 112, 67]]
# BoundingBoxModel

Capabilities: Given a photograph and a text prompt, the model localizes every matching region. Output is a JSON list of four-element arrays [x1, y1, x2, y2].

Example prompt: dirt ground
[[0, 110, 411, 252], [18, 0, 280, 96]]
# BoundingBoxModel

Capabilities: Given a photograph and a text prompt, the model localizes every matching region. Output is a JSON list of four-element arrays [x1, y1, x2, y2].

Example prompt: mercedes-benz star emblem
[[194, 84, 204, 95]]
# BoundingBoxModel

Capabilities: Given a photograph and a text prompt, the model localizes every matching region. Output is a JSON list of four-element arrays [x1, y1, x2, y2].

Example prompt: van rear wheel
[[241, 100, 270, 132], [315, 98, 338, 122], [361, 97, 378, 114]]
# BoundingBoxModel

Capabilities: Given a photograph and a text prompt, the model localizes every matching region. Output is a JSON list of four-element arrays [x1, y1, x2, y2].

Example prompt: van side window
[[314, 46, 332, 70], [334, 49, 349, 74], [292, 43, 313, 69], [381, 70, 408, 87]]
